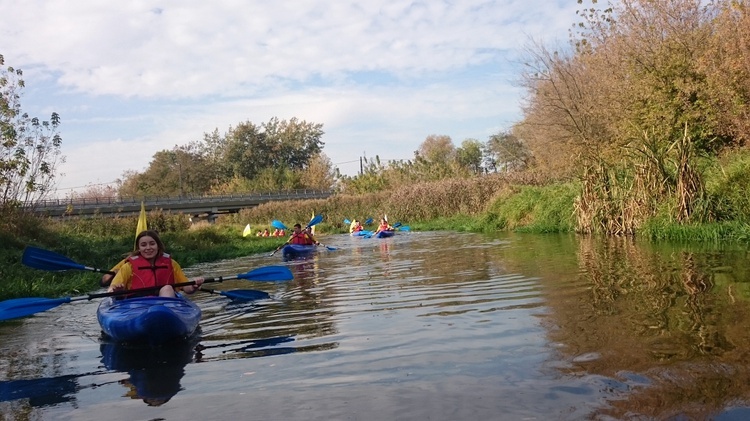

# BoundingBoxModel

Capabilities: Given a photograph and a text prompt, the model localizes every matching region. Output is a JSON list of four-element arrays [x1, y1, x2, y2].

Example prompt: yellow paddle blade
[[135, 201, 148, 249], [243, 224, 252, 237]]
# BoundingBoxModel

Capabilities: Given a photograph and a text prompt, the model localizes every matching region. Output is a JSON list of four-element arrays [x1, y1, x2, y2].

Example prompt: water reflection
[[541, 235, 750, 419], [3, 232, 750, 419], [99, 338, 196, 406]]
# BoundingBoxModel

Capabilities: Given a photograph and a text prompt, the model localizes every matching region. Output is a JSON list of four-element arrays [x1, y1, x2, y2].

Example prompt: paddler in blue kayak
[[290, 223, 319, 245], [271, 223, 320, 255], [108, 230, 204, 297], [349, 220, 364, 234], [373, 218, 393, 236]]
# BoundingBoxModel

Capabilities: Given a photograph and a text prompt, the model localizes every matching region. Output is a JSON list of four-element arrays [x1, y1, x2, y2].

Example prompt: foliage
[[518, 0, 750, 233], [0, 54, 64, 208], [338, 131, 539, 194], [0, 211, 281, 301], [455, 138, 484, 175], [485, 183, 579, 233], [485, 130, 531, 172], [118, 117, 330, 196]]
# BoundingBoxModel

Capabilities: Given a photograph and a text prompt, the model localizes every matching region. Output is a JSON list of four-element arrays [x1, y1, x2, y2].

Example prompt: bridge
[[29, 190, 334, 219]]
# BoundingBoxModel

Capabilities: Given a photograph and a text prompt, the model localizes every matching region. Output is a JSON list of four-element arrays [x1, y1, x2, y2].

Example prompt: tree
[[118, 145, 213, 197], [300, 153, 336, 190], [118, 117, 326, 196], [517, 0, 739, 228], [417, 134, 455, 164], [0, 54, 64, 207], [455, 138, 484, 174], [263, 117, 325, 170], [486, 131, 531, 172]]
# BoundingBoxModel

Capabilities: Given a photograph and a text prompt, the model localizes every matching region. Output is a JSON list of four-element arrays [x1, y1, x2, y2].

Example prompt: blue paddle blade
[[365, 218, 373, 225], [392, 222, 402, 228], [325, 246, 338, 251], [22, 246, 87, 272], [344, 219, 351, 225], [271, 220, 288, 230], [307, 214, 323, 227], [398, 226, 410, 231], [0, 297, 72, 321], [238, 265, 293, 281], [219, 289, 270, 301]]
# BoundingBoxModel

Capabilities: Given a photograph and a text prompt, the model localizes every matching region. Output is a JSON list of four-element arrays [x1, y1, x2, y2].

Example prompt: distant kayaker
[[271, 223, 320, 255], [107, 230, 204, 297], [374, 218, 393, 235], [349, 220, 363, 234]]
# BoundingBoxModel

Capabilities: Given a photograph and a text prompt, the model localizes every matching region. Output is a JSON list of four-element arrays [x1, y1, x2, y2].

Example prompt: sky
[[0, 0, 580, 197]]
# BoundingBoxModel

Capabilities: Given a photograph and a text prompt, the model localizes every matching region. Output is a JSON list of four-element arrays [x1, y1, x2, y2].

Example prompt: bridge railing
[[29, 189, 335, 209]]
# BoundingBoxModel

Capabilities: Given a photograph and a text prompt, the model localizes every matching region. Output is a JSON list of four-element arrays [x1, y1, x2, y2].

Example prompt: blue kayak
[[97, 295, 201, 344], [281, 244, 316, 259], [375, 230, 395, 238]]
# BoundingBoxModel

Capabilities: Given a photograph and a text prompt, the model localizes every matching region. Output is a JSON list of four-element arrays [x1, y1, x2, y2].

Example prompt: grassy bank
[[0, 209, 290, 301], [4, 169, 750, 301]]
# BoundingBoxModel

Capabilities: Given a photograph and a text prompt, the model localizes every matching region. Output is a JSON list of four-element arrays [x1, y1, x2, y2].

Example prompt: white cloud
[[1, 0, 580, 195]]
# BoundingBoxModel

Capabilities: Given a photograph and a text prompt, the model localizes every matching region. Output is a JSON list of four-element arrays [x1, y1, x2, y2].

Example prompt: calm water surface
[[2, 231, 750, 420]]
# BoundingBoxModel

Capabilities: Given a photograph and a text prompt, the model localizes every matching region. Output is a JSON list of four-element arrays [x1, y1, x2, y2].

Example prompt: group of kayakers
[[255, 228, 286, 237], [350, 218, 393, 236], [101, 216, 393, 296]]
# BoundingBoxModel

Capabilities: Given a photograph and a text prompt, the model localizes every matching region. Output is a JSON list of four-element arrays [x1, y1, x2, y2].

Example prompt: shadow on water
[[0, 372, 85, 409]]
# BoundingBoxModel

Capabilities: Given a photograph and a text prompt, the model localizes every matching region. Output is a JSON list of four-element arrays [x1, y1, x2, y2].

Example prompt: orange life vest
[[290, 231, 313, 245], [127, 254, 176, 291]]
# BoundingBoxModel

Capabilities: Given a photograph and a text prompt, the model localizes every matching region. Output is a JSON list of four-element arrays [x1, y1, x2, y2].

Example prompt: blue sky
[[1, 0, 579, 196]]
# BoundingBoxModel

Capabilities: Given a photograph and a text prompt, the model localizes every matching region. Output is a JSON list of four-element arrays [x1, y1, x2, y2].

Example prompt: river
[[1, 231, 750, 420]]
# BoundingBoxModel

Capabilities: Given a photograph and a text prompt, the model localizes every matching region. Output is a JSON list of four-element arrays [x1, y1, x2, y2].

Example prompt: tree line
[[8, 0, 749, 237]]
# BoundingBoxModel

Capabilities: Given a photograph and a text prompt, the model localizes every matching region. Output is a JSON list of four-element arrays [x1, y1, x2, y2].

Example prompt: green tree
[[417, 134, 455, 164], [118, 145, 213, 197], [119, 117, 327, 196], [455, 138, 484, 174], [0, 54, 64, 207], [300, 153, 336, 190], [486, 131, 530, 172]]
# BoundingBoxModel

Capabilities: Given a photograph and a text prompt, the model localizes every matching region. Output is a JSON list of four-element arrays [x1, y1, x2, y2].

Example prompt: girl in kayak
[[374, 218, 393, 235], [108, 230, 204, 297]]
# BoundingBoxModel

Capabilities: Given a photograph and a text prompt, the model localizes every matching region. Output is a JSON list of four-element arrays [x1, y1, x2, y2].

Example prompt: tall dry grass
[[229, 172, 551, 229]]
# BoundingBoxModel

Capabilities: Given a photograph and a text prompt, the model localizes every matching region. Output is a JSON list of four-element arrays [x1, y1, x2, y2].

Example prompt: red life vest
[[127, 253, 176, 291], [290, 231, 311, 245]]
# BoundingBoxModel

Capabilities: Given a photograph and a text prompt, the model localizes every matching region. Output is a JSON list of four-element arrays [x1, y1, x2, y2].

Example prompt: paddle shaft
[[78, 276, 240, 302]]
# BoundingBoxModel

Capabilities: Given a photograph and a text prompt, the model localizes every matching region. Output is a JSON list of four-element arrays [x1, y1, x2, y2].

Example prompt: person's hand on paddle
[[184, 277, 204, 294]]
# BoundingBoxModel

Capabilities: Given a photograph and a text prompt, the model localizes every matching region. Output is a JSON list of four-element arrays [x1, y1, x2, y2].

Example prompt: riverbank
[[4, 173, 750, 301]]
